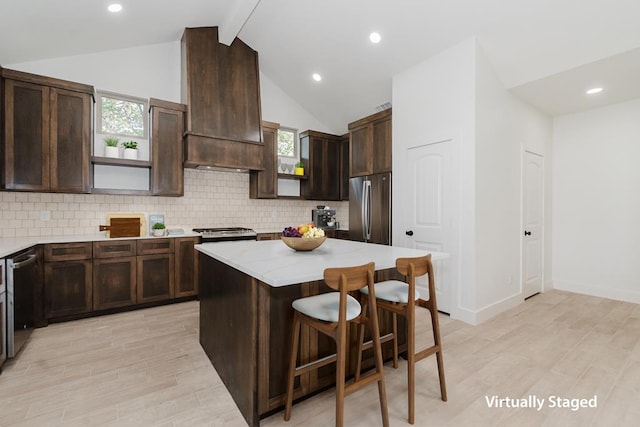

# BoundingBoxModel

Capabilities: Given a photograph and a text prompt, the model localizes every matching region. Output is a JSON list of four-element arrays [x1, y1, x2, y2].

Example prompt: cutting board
[[99, 217, 142, 238]]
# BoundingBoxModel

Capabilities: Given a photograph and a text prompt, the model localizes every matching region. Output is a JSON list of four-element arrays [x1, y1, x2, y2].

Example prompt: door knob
[[405, 230, 414, 236], [524, 230, 531, 236]]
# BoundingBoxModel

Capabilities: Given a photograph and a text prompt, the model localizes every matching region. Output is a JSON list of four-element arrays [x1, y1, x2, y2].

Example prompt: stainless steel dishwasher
[[0, 258, 6, 368], [7, 248, 39, 358]]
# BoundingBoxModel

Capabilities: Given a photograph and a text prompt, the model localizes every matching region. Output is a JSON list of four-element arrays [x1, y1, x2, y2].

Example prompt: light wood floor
[[1, 290, 639, 426]]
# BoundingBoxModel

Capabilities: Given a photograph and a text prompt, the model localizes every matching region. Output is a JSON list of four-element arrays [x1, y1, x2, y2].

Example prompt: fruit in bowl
[[281, 223, 326, 251]]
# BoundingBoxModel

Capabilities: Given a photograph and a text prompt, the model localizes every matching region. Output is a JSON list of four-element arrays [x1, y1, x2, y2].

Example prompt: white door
[[405, 140, 458, 314], [522, 151, 544, 298]]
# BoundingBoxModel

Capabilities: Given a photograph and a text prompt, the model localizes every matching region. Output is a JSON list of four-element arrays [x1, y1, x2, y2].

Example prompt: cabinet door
[[93, 240, 136, 259], [250, 122, 279, 199], [93, 257, 136, 310], [339, 135, 349, 200], [3, 79, 50, 190], [349, 125, 370, 177], [50, 88, 91, 193], [175, 237, 198, 298], [137, 238, 174, 255], [137, 254, 174, 303], [151, 103, 185, 196], [44, 260, 92, 319], [303, 135, 340, 201], [372, 116, 392, 174]]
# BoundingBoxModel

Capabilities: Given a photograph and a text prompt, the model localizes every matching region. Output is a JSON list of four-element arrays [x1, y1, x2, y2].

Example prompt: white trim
[[553, 280, 640, 304], [451, 292, 523, 325]]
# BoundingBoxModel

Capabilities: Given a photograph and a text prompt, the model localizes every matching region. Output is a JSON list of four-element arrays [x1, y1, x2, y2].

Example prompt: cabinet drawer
[[137, 238, 174, 255], [44, 242, 92, 262], [93, 240, 137, 258]]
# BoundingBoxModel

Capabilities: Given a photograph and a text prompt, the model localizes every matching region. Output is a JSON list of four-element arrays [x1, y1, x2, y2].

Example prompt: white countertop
[[0, 232, 201, 258], [196, 238, 448, 287]]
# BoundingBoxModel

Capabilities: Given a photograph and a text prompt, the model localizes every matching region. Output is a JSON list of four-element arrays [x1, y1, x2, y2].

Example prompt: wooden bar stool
[[356, 254, 446, 424], [284, 262, 389, 427]]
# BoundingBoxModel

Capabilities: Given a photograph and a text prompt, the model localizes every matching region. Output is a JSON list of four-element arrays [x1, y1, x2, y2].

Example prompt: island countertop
[[195, 238, 448, 287]]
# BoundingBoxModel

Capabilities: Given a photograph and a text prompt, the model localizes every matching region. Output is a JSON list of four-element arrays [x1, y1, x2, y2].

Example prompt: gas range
[[193, 227, 257, 243]]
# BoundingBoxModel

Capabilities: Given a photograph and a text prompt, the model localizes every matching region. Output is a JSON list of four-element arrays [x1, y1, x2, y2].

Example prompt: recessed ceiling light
[[108, 4, 123, 13], [586, 87, 603, 95], [312, 73, 322, 82], [369, 32, 381, 44]]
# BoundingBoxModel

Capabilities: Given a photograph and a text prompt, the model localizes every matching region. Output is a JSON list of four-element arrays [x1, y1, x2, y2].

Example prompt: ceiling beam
[[219, 0, 262, 46]]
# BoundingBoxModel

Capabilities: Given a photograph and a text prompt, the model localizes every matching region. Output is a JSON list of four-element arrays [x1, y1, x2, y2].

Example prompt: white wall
[[392, 38, 476, 321], [474, 41, 553, 321], [553, 99, 640, 303], [393, 38, 553, 324]]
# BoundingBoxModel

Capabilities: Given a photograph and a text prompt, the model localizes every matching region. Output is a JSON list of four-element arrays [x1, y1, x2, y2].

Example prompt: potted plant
[[122, 141, 138, 160], [294, 160, 305, 176], [104, 136, 120, 158], [152, 222, 166, 237]]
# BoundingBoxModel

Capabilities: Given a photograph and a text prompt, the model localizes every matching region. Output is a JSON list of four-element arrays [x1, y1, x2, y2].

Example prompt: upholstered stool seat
[[360, 280, 420, 303], [291, 292, 361, 322]]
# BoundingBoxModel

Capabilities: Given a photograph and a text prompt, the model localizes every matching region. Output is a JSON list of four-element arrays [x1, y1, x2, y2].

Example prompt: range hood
[[181, 27, 264, 171]]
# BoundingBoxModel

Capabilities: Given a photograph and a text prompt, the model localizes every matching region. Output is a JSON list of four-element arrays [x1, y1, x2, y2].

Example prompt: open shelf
[[277, 173, 307, 180], [91, 156, 152, 169]]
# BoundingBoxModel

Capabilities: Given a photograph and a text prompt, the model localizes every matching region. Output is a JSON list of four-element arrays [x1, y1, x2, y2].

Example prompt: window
[[96, 91, 148, 138], [277, 127, 298, 158]]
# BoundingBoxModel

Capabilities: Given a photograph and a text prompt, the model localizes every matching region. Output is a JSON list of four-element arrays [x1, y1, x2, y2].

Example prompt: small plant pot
[[105, 146, 119, 158], [294, 167, 304, 176], [123, 148, 138, 160], [153, 229, 165, 237]]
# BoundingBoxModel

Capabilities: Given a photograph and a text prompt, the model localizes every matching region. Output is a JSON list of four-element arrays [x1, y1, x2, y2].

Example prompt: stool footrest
[[295, 353, 338, 376], [346, 370, 384, 394], [416, 345, 440, 362], [360, 332, 394, 352]]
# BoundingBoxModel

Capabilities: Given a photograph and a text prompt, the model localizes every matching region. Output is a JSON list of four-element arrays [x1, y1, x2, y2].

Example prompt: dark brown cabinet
[[137, 239, 175, 303], [300, 130, 341, 201], [250, 121, 279, 199], [348, 109, 392, 177], [150, 98, 186, 196], [92, 240, 137, 310], [1, 69, 93, 192], [339, 133, 349, 200], [181, 26, 264, 171], [175, 237, 199, 298], [256, 232, 281, 241], [44, 242, 93, 319]]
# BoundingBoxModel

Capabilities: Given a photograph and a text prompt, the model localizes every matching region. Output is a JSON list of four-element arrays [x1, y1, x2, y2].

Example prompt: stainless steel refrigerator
[[349, 172, 391, 244]]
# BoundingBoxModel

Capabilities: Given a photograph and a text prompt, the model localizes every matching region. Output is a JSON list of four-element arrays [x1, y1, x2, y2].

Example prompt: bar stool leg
[[407, 303, 416, 424], [335, 323, 347, 427], [431, 305, 447, 401], [354, 322, 365, 382], [284, 312, 301, 421], [392, 312, 399, 369], [368, 301, 390, 427]]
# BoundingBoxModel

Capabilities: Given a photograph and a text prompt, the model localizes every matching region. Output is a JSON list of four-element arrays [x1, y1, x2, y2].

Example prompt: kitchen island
[[196, 238, 447, 426]]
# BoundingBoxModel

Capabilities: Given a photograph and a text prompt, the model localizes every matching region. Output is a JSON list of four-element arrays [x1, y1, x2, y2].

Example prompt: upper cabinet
[[249, 121, 279, 199], [300, 130, 341, 201], [348, 109, 392, 177], [339, 133, 349, 200], [149, 98, 186, 196], [181, 27, 264, 171], [1, 68, 93, 193]]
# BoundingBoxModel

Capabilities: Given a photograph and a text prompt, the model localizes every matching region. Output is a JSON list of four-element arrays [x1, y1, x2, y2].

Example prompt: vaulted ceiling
[[2, 0, 640, 133]]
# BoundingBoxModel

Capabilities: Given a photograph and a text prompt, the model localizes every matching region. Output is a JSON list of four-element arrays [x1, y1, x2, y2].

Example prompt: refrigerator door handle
[[364, 180, 372, 241], [361, 180, 367, 240]]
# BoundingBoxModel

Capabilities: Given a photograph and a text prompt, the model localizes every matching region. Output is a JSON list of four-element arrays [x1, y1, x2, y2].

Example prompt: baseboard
[[450, 292, 523, 325], [552, 280, 640, 304]]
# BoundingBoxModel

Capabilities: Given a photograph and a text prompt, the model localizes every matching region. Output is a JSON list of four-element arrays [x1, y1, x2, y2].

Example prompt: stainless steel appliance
[[0, 259, 6, 369], [7, 248, 39, 358], [312, 208, 336, 229], [193, 227, 257, 243], [349, 172, 392, 244]]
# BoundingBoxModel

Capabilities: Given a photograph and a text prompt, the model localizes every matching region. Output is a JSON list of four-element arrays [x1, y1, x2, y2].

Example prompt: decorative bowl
[[281, 236, 326, 251]]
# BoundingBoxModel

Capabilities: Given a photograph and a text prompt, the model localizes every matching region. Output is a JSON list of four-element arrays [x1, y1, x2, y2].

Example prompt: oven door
[[7, 249, 38, 358]]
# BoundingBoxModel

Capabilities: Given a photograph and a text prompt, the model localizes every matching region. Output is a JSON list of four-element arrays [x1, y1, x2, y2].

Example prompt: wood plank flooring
[[1, 290, 639, 426]]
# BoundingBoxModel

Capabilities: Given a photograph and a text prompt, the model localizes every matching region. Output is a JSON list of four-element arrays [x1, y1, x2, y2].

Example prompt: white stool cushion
[[360, 280, 420, 303], [292, 292, 361, 322]]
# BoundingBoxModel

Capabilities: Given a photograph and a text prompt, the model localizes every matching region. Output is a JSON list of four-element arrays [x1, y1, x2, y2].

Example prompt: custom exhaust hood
[[181, 27, 264, 171]]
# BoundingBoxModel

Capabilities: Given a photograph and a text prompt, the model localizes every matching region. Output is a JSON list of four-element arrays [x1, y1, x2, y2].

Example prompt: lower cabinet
[[93, 257, 136, 310], [44, 237, 198, 321], [44, 242, 93, 319], [44, 259, 93, 319], [137, 254, 175, 303]]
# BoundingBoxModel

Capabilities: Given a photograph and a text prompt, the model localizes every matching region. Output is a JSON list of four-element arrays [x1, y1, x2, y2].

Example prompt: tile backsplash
[[0, 169, 348, 239]]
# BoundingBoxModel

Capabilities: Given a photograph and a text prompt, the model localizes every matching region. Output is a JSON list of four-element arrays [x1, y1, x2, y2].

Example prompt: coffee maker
[[312, 207, 336, 229]]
